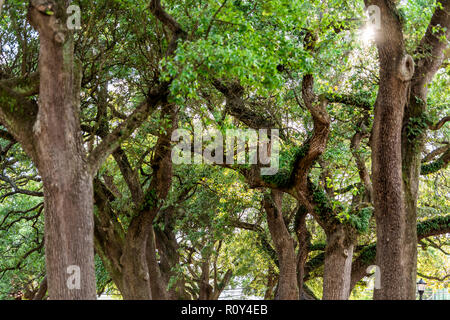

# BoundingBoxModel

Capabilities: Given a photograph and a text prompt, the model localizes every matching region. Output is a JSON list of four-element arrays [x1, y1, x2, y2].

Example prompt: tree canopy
[[0, 0, 448, 300]]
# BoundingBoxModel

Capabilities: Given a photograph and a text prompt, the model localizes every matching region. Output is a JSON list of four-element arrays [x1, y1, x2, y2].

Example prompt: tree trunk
[[367, 0, 415, 300], [401, 82, 423, 300], [155, 221, 190, 299], [120, 213, 153, 300], [29, 2, 96, 299], [263, 190, 298, 300], [264, 265, 277, 300], [146, 227, 170, 299], [294, 207, 311, 300], [372, 63, 409, 300], [322, 226, 354, 300], [401, 0, 450, 298]]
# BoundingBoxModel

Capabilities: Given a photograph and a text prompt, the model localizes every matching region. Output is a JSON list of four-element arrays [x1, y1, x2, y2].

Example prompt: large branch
[[112, 147, 144, 206], [32, 276, 48, 300], [422, 145, 449, 163], [325, 92, 372, 111], [88, 1, 187, 175], [212, 80, 278, 130], [350, 117, 373, 203], [429, 116, 450, 131], [0, 74, 39, 158], [149, 0, 187, 55], [87, 80, 172, 175], [303, 215, 450, 288], [420, 147, 450, 175], [87, 101, 154, 175], [413, 0, 450, 85], [292, 74, 330, 191], [349, 215, 450, 290]]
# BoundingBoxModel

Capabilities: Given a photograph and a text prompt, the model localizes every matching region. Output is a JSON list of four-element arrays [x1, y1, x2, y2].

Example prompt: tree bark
[[322, 226, 354, 300], [294, 207, 311, 300], [263, 190, 298, 300], [28, 1, 96, 299], [401, 0, 450, 299], [146, 227, 170, 299], [120, 213, 154, 300], [366, 0, 414, 300]]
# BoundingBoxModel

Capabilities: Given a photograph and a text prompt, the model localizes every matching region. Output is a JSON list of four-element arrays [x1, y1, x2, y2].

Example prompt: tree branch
[[149, 0, 187, 55], [429, 116, 450, 131], [413, 0, 450, 84], [420, 148, 450, 175]]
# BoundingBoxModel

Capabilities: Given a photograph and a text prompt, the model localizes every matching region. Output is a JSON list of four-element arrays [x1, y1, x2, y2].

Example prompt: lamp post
[[417, 279, 427, 300]]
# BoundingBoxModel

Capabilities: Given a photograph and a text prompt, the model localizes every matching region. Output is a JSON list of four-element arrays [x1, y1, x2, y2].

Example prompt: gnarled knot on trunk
[[31, 0, 55, 14], [29, 0, 67, 45], [397, 54, 415, 81]]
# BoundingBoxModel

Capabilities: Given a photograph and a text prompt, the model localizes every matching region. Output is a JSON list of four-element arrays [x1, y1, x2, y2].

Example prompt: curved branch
[[149, 0, 187, 55], [349, 215, 450, 290], [420, 148, 450, 175], [429, 116, 450, 131], [413, 0, 450, 84]]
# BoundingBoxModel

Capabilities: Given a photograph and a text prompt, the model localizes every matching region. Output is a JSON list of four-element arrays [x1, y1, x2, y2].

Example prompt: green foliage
[[421, 158, 445, 175], [358, 243, 377, 265], [344, 207, 374, 234], [1, 0, 449, 301], [417, 215, 450, 238], [406, 112, 432, 143], [261, 143, 310, 188]]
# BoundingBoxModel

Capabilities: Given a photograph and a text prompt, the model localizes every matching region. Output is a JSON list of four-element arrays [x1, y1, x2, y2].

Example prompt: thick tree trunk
[[401, 83, 423, 300], [263, 191, 298, 300], [120, 214, 153, 300], [400, 1, 450, 298], [264, 265, 277, 300], [120, 106, 176, 300], [294, 207, 311, 300], [155, 221, 191, 299], [372, 66, 409, 300], [146, 227, 170, 299], [29, 2, 96, 299], [93, 178, 126, 294], [367, 0, 415, 300], [322, 226, 354, 300], [198, 257, 213, 300]]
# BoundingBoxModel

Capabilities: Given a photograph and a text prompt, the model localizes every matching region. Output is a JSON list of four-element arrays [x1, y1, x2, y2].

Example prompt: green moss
[[346, 207, 373, 234], [0, 88, 18, 112], [141, 188, 158, 211], [309, 242, 326, 251], [305, 252, 325, 270], [358, 243, 376, 265], [417, 215, 450, 238], [257, 233, 278, 267], [421, 158, 445, 175], [261, 143, 310, 188], [309, 183, 333, 221], [406, 113, 431, 143]]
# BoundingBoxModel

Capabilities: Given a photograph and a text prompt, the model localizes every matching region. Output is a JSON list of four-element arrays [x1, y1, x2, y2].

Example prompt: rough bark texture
[[146, 227, 170, 300], [294, 207, 311, 300], [322, 226, 354, 300], [120, 106, 176, 300], [263, 191, 298, 300], [401, 0, 450, 299], [28, 1, 96, 299], [366, 0, 413, 300]]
